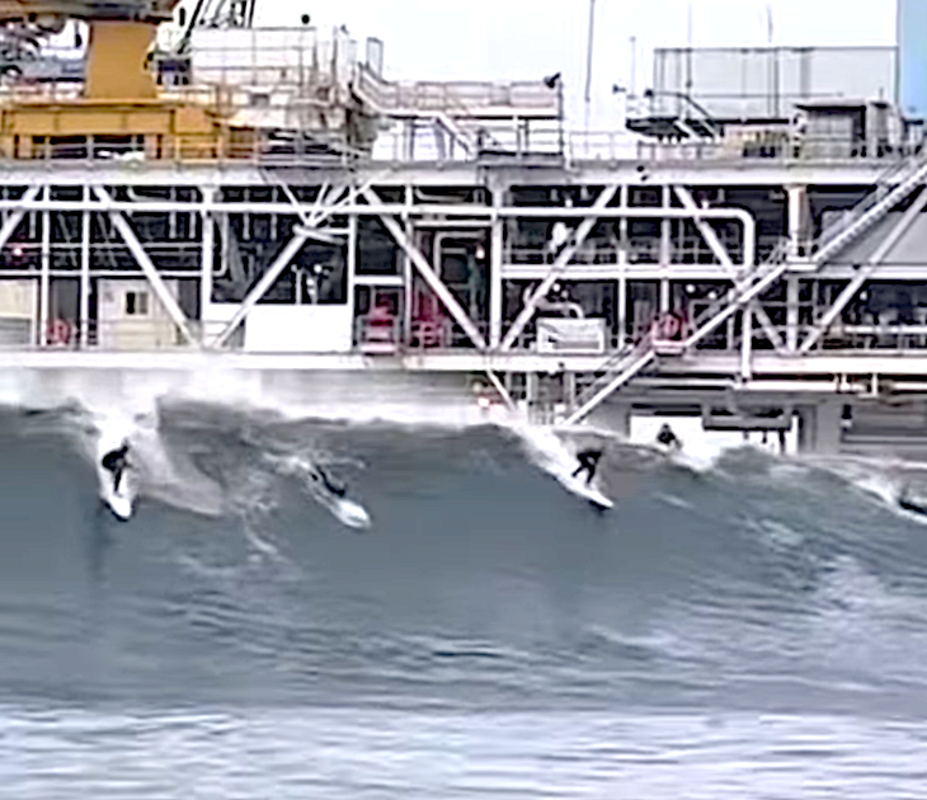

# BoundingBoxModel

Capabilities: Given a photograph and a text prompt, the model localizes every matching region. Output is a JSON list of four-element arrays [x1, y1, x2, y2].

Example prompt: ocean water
[[2, 402, 927, 798]]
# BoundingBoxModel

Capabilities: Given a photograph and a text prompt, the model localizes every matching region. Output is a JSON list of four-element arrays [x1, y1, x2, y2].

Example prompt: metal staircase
[[564, 339, 658, 426], [812, 149, 927, 264], [561, 148, 927, 426]]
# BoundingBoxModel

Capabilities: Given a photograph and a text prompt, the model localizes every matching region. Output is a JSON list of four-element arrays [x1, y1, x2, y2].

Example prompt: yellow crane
[[0, 0, 238, 160]]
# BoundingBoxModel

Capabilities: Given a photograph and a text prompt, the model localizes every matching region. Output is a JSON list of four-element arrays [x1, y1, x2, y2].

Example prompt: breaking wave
[[3, 384, 927, 796]]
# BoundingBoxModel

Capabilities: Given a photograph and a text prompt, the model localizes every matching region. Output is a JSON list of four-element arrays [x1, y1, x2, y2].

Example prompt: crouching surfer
[[572, 449, 603, 486], [899, 484, 927, 517], [656, 423, 682, 453], [310, 463, 347, 498], [101, 441, 130, 494]]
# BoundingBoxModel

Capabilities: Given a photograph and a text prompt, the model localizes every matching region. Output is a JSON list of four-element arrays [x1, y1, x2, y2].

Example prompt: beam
[[799, 187, 927, 354], [0, 188, 41, 342], [94, 187, 197, 347], [564, 348, 657, 425], [360, 187, 487, 350], [501, 184, 620, 350], [212, 232, 311, 348], [347, 212, 358, 343], [292, 224, 346, 245], [674, 185, 784, 351], [673, 186, 748, 269], [211, 176, 384, 349], [485, 370, 516, 410], [786, 278, 799, 352], [741, 304, 754, 380], [0, 199, 759, 224], [80, 186, 90, 346], [39, 205, 50, 347], [0, 187, 39, 253], [489, 186, 504, 348], [201, 188, 216, 345]]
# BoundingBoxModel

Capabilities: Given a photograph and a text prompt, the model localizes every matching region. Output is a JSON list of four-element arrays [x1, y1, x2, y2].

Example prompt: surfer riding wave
[[101, 442, 130, 493], [572, 449, 602, 486], [310, 463, 347, 498]]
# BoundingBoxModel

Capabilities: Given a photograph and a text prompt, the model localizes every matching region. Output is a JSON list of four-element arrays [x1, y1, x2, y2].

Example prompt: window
[[125, 291, 149, 316]]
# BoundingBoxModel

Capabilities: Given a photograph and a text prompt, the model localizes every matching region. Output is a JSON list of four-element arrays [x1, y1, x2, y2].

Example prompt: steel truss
[[0, 164, 926, 430]]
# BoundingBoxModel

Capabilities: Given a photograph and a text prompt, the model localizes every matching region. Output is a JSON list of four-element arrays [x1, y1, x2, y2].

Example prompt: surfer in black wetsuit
[[312, 464, 347, 498], [101, 442, 130, 493], [572, 449, 603, 486], [899, 484, 927, 516], [656, 423, 681, 452]]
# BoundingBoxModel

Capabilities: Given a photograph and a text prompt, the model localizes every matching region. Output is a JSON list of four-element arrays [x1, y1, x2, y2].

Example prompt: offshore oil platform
[[2, 0, 927, 458]]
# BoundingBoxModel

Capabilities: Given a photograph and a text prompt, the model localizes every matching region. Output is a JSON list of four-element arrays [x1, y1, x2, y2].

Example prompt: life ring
[[47, 318, 72, 346], [652, 313, 683, 341]]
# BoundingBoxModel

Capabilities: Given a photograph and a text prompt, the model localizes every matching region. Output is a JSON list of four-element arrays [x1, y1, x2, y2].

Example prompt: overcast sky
[[254, 0, 899, 126]]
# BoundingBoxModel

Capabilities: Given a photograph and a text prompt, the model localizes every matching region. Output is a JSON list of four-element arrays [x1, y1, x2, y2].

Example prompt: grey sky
[[259, 1, 898, 126]]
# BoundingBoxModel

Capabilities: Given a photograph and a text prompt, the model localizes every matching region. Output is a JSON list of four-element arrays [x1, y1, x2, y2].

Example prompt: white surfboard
[[314, 491, 372, 530], [265, 453, 372, 530], [557, 471, 614, 509], [515, 425, 614, 510], [98, 463, 135, 521]]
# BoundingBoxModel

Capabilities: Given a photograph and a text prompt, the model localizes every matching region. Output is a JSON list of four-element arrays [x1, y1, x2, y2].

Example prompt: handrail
[[814, 149, 927, 255]]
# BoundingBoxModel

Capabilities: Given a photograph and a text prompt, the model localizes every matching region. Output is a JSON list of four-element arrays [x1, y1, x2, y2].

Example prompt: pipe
[[522, 286, 585, 319], [80, 185, 90, 346], [0, 200, 757, 236], [414, 221, 491, 229]]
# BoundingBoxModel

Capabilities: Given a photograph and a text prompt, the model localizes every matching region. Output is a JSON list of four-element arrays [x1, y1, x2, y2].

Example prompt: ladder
[[562, 147, 927, 425]]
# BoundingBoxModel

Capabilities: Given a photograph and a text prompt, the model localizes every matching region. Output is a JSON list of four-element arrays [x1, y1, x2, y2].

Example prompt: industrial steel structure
[[1, 0, 927, 456]]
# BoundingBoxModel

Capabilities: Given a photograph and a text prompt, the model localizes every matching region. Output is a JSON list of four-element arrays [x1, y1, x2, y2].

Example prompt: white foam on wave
[[0, 365, 808, 518], [0, 366, 530, 518], [509, 422, 618, 507], [58, 375, 227, 519]]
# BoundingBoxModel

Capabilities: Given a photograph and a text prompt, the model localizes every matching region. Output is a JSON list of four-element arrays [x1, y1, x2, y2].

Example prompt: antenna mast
[[584, 0, 596, 130]]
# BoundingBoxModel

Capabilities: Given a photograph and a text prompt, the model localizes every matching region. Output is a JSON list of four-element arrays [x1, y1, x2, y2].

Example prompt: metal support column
[[347, 212, 358, 345], [741, 306, 754, 380], [39, 201, 50, 346], [660, 275, 671, 314], [80, 186, 90, 347], [618, 184, 628, 347], [787, 185, 808, 258], [526, 372, 541, 422], [786, 278, 800, 352], [564, 370, 577, 413], [402, 186, 413, 347], [200, 188, 216, 344], [490, 186, 504, 349], [660, 186, 671, 313], [618, 184, 629, 265]]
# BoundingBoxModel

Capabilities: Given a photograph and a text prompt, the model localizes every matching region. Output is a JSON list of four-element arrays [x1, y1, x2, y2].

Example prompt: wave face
[[3, 403, 927, 797]]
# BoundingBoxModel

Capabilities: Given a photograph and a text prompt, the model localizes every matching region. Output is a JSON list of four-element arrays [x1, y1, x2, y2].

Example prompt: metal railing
[[0, 124, 918, 170], [15, 311, 927, 358], [355, 66, 560, 116], [812, 150, 927, 258], [506, 237, 745, 267]]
